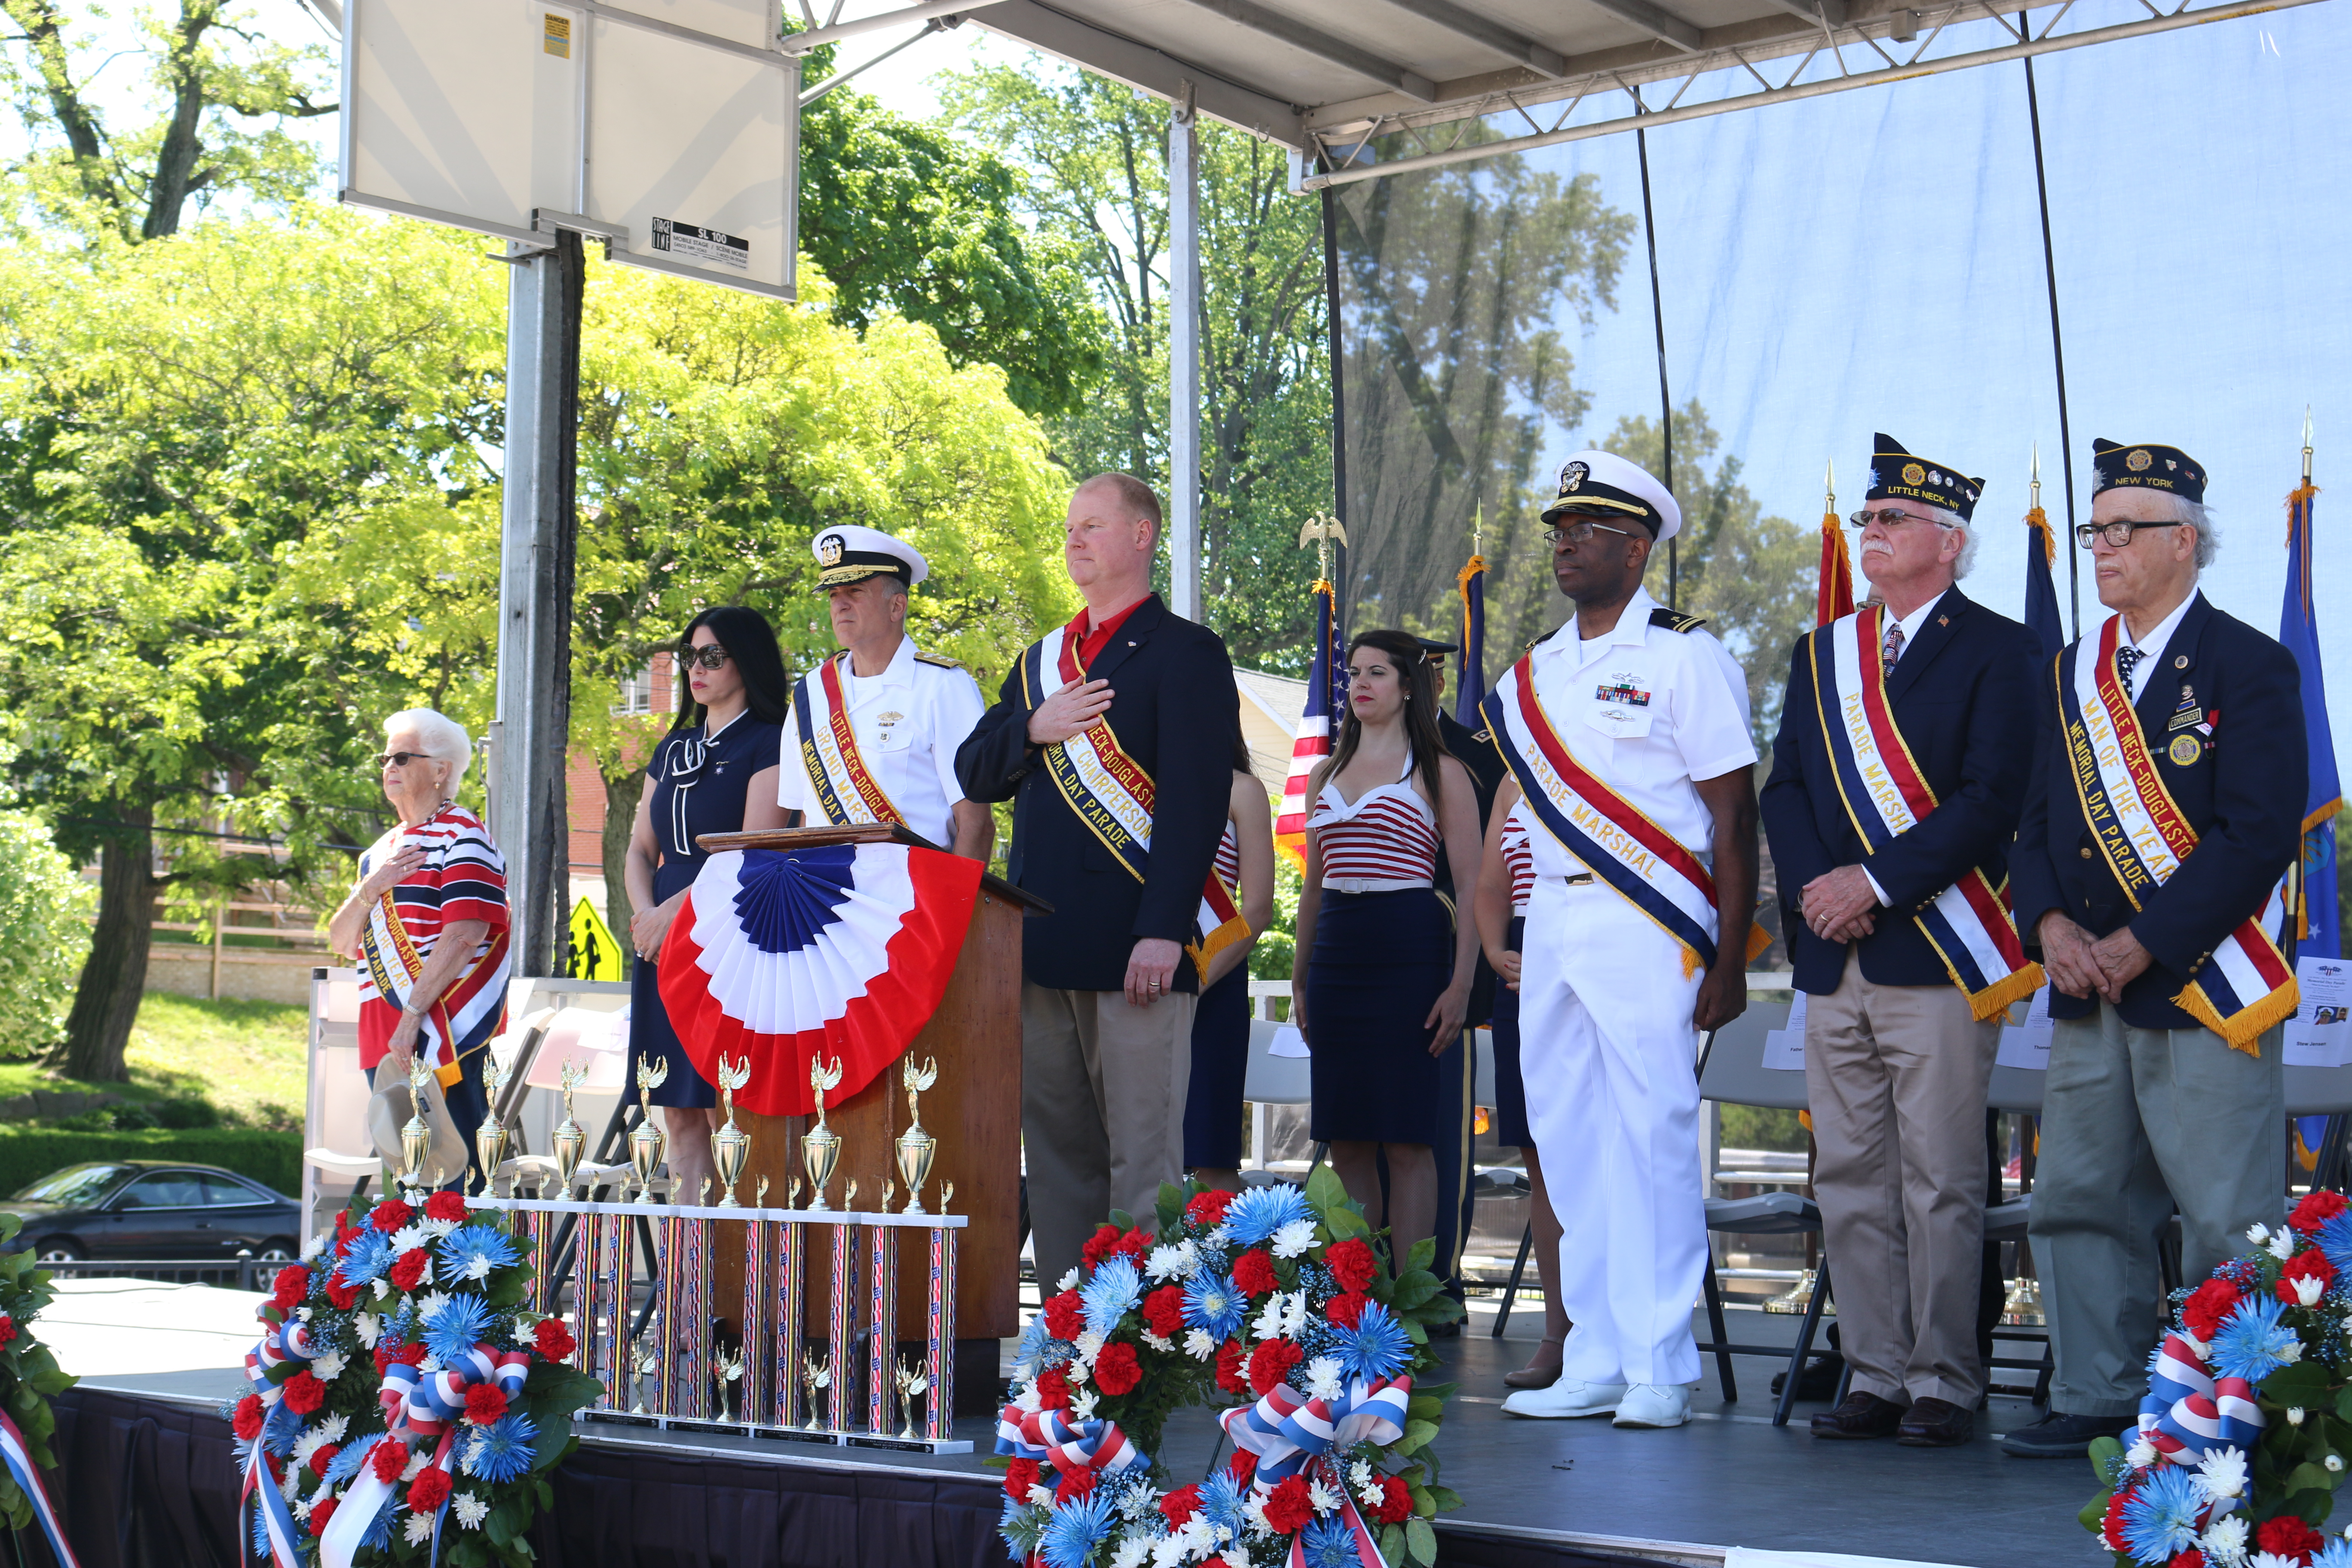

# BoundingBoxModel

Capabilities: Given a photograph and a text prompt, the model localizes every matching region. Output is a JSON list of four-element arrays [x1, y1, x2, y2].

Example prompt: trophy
[[472, 1051, 511, 1197], [893, 1357, 930, 1441], [551, 1059, 588, 1194], [714, 1344, 744, 1421], [398, 1051, 436, 1198], [938, 1180, 955, 1215], [630, 1344, 658, 1415], [802, 1353, 831, 1431], [711, 1055, 752, 1206], [754, 1176, 770, 1209], [629, 1058, 669, 1201], [800, 1055, 846, 1212], [894, 1056, 940, 1214], [787, 1177, 803, 1210]]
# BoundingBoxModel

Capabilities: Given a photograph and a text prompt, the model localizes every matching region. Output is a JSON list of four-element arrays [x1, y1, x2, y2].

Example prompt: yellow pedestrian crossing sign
[[567, 897, 626, 981]]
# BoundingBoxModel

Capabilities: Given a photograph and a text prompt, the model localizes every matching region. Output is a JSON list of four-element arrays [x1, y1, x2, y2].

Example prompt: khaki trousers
[[2029, 1004, 2283, 1418], [1021, 982, 1195, 1289], [1804, 952, 1999, 1406]]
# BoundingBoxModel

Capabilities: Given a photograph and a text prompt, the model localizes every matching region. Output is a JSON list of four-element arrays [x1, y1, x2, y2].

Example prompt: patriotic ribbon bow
[[1218, 1376, 1412, 1568], [382, 1342, 532, 1454], [2139, 1331, 2265, 1462], [992, 1401, 1149, 1480], [240, 1307, 328, 1568]]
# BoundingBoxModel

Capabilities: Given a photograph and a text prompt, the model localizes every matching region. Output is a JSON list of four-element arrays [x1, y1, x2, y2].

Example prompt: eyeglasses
[[676, 645, 732, 671], [1847, 509, 1952, 533], [373, 752, 432, 771], [1544, 518, 1638, 545], [2074, 520, 2179, 550]]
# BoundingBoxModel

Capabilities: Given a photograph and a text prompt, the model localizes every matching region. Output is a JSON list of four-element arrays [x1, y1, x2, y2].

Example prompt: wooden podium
[[690, 825, 1043, 1377]]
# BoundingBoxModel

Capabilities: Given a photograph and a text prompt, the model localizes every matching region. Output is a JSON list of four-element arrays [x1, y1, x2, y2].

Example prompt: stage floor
[[79, 1292, 2103, 1568]]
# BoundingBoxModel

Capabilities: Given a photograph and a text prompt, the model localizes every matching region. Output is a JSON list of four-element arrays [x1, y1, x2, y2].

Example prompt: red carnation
[[0, 1316, 18, 1348], [323, 1275, 360, 1311], [308, 1498, 337, 1537], [232, 1393, 265, 1441], [1186, 1188, 1238, 1227], [424, 1191, 468, 1223], [1232, 1250, 1278, 1298], [1080, 1225, 1126, 1268], [370, 1199, 414, 1233], [272, 1265, 311, 1311], [1003, 1457, 1040, 1501], [1160, 1484, 1202, 1527], [388, 1249, 430, 1292], [1054, 1467, 1097, 1505], [2101, 1491, 2131, 1554], [1373, 1475, 1414, 1525], [1327, 1292, 1369, 1329], [1214, 1339, 1248, 1394], [1248, 1338, 1304, 1397], [1114, 1228, 1152, 1263], [1324, 1237, 1378, 1294], [265, 1452, 285, 1484], [2279, 1247, 2337, 1305], [2180, 1278, 2242, 1341], [1227, 1448, 1257, 1483], [385, 1340, 428, 1367], [2257, 1516, 2324, 1563], [1262, 1474, 1315, 1535], [1142, 1286, 1188, 1339], [1035, 1368, 1072, 1411], [309, 1444, 340, 1479], [1093, 1341, 1142, 1396], [2291, 1190, 2350, 1234], [464, 1384, 509, 1425], [2168, 1551, 2209, 1568], [282, 1370, 326, 1416], [533, 1319, 576, 1363], [408, 1467, 451, 1513], [372, 1439, 409, 1482], [1044, 1290, 1086, 1341]]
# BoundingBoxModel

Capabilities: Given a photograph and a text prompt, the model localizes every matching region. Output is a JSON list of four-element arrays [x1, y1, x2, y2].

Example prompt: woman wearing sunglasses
[[624, 606, 794, 1199]]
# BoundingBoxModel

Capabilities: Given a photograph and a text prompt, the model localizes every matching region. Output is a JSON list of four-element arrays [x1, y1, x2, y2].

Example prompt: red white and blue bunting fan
[[659, 842, 981, 1115]]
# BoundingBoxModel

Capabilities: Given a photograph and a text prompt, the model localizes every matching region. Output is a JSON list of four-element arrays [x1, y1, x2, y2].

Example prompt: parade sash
[[1019, 619, 1250, 981], [1809, 606, 2043, 1020], [2060, 614, 2297, 1052], [1480, 654, 1724, 977], [792, 655, 904, 827], [357, 894, 496, 1088]]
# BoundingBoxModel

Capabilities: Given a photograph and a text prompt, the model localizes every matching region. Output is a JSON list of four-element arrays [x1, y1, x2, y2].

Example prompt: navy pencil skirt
[[1306, 886, 1453, 1145], [1184, 965, 1252, 1168], [1488, 914, 1532, 1148]]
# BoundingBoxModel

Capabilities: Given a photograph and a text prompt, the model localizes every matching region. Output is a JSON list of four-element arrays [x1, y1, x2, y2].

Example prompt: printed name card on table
[[2284, 957, 2352, 1068], [1760, 992, 1808, 1071], [1994, 985, 2056, 1071]]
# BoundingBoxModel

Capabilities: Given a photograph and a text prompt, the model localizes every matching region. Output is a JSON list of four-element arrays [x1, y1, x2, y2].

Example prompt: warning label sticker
[[649, 217, 749, 273], [543, 14, 570, 57]]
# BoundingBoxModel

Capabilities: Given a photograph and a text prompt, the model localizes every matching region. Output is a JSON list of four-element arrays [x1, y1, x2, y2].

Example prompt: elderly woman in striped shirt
[[1290, 628, 1484, 1260], [328, 708, 510, 1191]]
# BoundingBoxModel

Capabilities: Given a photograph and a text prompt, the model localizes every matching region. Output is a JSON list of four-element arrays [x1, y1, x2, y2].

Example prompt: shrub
[[153, 1099, 217, 1130], [110, 1103, 159, 1130], [0, 813, 92, 1059], [0, 1128, 300, 1197]]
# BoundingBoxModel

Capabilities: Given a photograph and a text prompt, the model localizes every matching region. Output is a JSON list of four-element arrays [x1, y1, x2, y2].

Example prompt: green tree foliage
[[0, 810, 93, 1057]]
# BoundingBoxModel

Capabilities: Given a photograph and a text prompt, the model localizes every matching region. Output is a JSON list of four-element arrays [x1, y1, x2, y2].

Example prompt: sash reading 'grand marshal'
[[2059, 614, 2296, 1052], [359, 893, 504, 1089], [1481, 654, 1727, 977], [792, 655, 904, 828], [1808, 606, 2043, 1021], [1019, 616, 1250, 981]]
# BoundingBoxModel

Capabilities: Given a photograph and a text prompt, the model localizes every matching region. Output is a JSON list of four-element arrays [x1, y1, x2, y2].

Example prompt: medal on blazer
[[1809, 606, 2043, 1020], [792, 654, 904, 827], [2058, 614, 2296, 1052], [1019, 615, 1250, 981]]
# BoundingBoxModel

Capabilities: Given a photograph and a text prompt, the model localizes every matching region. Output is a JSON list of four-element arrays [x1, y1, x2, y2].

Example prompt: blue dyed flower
[[997, 1495, 1046, 1564], [337, 1229, 394, 1286], [424, 1293, 493, 1365], [437, 1223, 521, 1284], [1081, 1257, 1143, 1339], [2313, 1539, 2352, 1568], [2118, 1465, 2206, 1564], [1183, 1271, 1246, 1340], [1223, 1184, 1311, 1246], [358, 1491, 398, 1552], [2208, 1294, 2303, 1386], [1333, 1300, 1413, 1384], [1010, 1315, 1071, 1381], [462, 1414, 539, 1484], [324, 1433, 386, 1487], [1302, 1515, 1358, 1568], [2315, 1210, 2352, 1276], [249, 1492, 273, 1556], [1036, 1491, 1116, 1568], [1198, 1470, 1248, 1538]]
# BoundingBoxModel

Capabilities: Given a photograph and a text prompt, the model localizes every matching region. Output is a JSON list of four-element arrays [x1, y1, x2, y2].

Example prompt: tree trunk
[[601, 765, 645, 980], [141, 0, 221, 240], [62, 806, 156, 1083]]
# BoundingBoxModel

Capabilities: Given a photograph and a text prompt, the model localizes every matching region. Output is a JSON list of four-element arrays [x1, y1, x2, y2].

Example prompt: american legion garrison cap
[[812, 524, 930, 589], [2092, 438, 2207, 504], [1539, 450, 1682, 543], [1867, 434, 1983, 522]]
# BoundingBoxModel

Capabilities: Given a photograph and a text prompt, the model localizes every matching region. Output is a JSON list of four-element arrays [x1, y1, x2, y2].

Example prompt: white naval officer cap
[[811, 524, 930, 589], [1539, 450, 1682, 544]]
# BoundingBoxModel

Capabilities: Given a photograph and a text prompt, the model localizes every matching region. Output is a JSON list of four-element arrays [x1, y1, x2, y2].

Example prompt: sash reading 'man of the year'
[[1480, 654, 1725, 978], [792, 655, 903, 827], [2061, 614, 2295, 1053], [1020, 618, 1250, 980], [1810, 606, 2043, 1021]]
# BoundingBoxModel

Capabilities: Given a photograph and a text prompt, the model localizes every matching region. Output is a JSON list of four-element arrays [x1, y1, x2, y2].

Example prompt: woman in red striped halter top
[[1475, 778, 1570, 1388], [1292, 629, 1485, 1259]]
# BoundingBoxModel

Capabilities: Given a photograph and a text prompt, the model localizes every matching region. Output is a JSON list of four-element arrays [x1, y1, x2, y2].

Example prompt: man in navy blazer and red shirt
[[956, 472, 1240, 1287], [1761, 436, 2043, 1449], [2000, 441, 2306, 1458]]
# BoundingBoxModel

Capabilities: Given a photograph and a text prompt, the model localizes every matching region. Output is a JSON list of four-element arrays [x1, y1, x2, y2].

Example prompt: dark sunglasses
[[373, 752, 434, 771], [677, 645, 732, 671]]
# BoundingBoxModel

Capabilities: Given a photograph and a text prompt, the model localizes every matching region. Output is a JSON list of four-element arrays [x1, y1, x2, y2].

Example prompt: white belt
[[1321, 876, 1433, 894]]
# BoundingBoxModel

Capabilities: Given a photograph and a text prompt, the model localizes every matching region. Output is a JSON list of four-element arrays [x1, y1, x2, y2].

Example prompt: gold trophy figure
[[711, 1055, 752, 1207], [699, 1176, 714, 1208], [754, 1176, 771, 1210], [714, 1345, 744, 1421], [894, 1057, 940, 1215], [893, 1357, 930, 1441], [472, 1052, 511, 1197], [937, 1180, 955, 1215], [551, 1059, 588, 1194], [398, 1051, 437, 1199], [800, 1055, 846, 1212], [787, 1177, 804, 1210], [802, 1354, 831, 1432], [629, 1058, 670, 1201], [630, 1344, 659, 1415]]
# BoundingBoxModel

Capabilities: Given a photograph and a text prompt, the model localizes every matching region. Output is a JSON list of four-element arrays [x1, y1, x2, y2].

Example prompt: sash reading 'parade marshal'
[[2002, 439, 2308, 1460], [955, 473, 1243, 1287]]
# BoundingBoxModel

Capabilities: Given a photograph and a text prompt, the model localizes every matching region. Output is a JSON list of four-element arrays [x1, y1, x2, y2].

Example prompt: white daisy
[[2269, 1230, 2298, 1262], [1148, 1533, 1188, 1568], [353, 1313, 383, 1349], [296, 1306, 314, 1322], [291, 1494, 315, 1522], [1057, 1268, 1081, 1292], [2199, 1513, 2248, 1566], [1358, 1480, 1386, 1510], [417, 1289, 455, 1322], [463, 1255, 495, 1282], [1075, 1331, 1106, 1366], [403, 1513, 435, 1546], [422, 1216, 462, 1240], [2281, 1338, 2305, 1365], [401, 1450, 429, 1482], [312, 1352, 347, 1382], [373, 1280, 392, 1302], [292, 1427, 333, 1468], [1014, 1387, 1043, 1415], [315, 1413, 349, 1445], [1348, 1460, 1375, 1489], [303, 1230, 331, 1259], [390, 1224, 430, 1255], [1252, 1295, 1290, 1341], [1269, 1219, 1317, 1260], [1303, 1356, 1345, 1403], [1145, 1243, 1191, 1282], [1112, 1538, 1152, 1568], [1182, 1329, 1216, 1361], [420, 1354, 444, 1375], [1141, 1331, 1173, 1353], [2125, 1439, 2159, 1469], [2290, 1406, 2309, 1424], [1067, 1357, 1091, 1387], [2196, 1446, 2249, 1501], [453, 1491, 490, 1530], [1027, 1483, 1056, 1507], [1309, 1478, 1342, 1513], [2251, 1553, 2304, 1568], [2248, 1223, 2272, 1245], [2292, 1273, 2327, 1306], [1071, 1387, 1100, 1420]]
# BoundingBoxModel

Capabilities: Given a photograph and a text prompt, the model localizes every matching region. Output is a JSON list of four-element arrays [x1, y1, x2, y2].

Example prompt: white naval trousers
[[1519, 874, 1708, 1388]]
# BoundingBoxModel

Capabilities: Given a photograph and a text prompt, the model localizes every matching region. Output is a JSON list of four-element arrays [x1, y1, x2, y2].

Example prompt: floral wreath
[[992, 1171, 1464, 1568], [0, 1213, 77, 1564], [2083, 1190, 2352, 1568], [233, 1191, 603, 1566]]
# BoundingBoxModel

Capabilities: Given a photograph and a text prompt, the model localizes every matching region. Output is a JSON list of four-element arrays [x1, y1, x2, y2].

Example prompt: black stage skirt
[[1184, 965, 1252, 1169], [1306, 887, 1452, 1145], [1489, 914, 1531, 1148], [628, 861, 718, 1109]]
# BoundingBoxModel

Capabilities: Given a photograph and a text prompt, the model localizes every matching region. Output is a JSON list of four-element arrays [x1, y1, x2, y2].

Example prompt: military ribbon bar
[[791, 656, 905, 829], [1810, 606, 2043, 1020]]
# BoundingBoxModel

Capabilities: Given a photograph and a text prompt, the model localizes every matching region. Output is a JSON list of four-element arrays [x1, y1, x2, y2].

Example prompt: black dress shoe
[[1810, 1390, 1905, 1439], [2000, 1410, 2131, 1458], [1896, 1396, 1973, 1447], [1771, 1353, 1846, 1402]]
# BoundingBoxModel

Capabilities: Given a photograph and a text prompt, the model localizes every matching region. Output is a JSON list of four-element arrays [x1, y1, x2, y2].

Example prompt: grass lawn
[[0, 995, 306, 1131]]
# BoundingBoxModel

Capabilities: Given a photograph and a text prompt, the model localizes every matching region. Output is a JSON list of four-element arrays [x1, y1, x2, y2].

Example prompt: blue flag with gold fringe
[[2284, 465, 2340, 1170], [1455, 549, 1486, 728]]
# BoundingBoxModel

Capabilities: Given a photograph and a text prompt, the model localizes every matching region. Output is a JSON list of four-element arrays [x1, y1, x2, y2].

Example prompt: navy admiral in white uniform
[[1489, 451, 1760, 1430], [778, 525, 993, 859]]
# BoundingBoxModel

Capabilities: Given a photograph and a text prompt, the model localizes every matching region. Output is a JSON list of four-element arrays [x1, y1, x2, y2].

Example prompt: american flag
[[1274, 578, 1346, 866]]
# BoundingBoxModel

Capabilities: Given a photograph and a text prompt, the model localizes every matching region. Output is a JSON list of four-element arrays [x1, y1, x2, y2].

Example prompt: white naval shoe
[[1500, 1378, 1628, 1419], [1611, 1383, 1695, 1428]]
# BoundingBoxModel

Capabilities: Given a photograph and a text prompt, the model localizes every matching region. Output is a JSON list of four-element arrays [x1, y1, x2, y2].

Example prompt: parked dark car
[[0, 1162, 301, 1263]]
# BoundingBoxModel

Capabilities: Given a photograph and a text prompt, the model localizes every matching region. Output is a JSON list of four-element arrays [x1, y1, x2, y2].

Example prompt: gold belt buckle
[[1562, 872, 1596, 886]]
